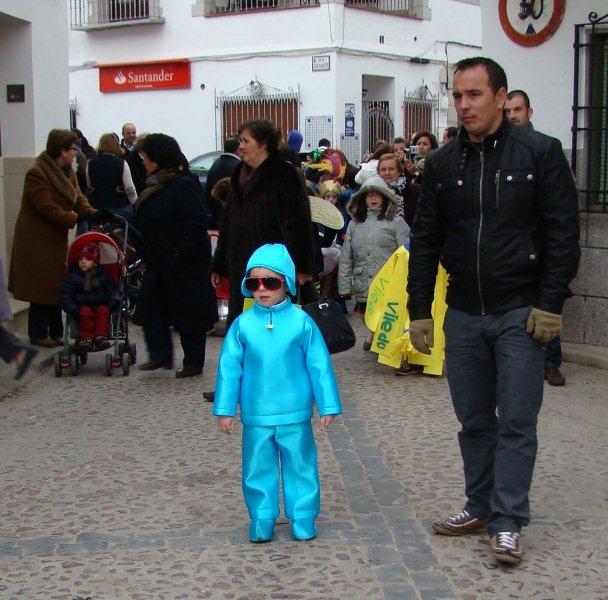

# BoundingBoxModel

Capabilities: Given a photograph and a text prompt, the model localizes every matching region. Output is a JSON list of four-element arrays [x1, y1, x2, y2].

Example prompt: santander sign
[[99, 60, 190, 93]]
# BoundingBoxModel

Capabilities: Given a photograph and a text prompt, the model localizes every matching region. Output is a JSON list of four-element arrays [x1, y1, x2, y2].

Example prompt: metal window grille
[[218, 83, 299, 141], [403, 86, 438, 141], [572, 10, 608, 211], [344, 0, 418, 17], [362, 101, 394, 159], [69, 0, 163, 28], [205, 0, 318, 16]]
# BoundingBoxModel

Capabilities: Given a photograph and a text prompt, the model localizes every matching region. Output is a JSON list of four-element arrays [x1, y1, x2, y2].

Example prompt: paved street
[[1, 315, 607, 600]]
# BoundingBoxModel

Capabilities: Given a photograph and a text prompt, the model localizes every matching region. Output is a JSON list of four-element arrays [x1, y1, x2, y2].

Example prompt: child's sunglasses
[[244, 276, 284, 292]]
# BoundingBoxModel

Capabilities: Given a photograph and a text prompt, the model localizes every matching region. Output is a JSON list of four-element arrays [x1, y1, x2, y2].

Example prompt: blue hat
[[287, 130, 303, 153], [241, 243, 297, 297]]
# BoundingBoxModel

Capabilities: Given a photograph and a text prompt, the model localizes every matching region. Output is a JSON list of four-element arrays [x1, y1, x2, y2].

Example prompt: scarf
[[35, 152, 78, 206], [83, 266, 101, 293], [134, 168, 181, 213], [388, 176, 409, 196]]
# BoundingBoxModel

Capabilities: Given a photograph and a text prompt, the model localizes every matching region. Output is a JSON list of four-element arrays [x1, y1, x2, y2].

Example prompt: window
[[572, 11, 608, 210]]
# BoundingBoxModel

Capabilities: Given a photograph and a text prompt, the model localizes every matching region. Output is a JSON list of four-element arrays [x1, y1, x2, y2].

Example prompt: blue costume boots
[[291, 518, 317, 541], [249, 519, 275, 543]]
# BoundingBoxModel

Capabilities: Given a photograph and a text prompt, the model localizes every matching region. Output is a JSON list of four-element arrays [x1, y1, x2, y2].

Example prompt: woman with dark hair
[[71, 128, 96, 194], [406, 131, 439, 183], [134, 133, 217, 378], [211, 119, 315, 325], [71, 128, 96, 159], [9, 129, 96, 346]]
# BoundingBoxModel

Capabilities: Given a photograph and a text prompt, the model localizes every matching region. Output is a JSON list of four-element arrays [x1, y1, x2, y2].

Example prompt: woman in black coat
[[211, 119, 315, 324], [134, 134, 218, 378]]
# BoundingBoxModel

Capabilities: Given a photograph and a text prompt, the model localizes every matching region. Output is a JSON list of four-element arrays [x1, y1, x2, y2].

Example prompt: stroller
[[89, 214, 143, 315], [53, 226, 137, 377]]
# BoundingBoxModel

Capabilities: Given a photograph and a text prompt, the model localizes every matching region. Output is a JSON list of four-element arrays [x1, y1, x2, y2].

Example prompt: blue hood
[[241, 243, 297, 297], [287, 130, 303, 153]]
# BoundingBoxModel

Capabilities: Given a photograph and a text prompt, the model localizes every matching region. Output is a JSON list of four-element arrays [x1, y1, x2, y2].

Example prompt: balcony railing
[[70, 0, 164, 30], [204, 0, 319, 17], [345, 0, 427, 18]]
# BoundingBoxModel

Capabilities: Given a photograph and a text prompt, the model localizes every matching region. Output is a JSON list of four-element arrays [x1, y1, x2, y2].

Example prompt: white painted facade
[[68, 0, 482, 160], [480, 0, 608, 347], [480, 1, 591, 149], [0, 0, 70, 268]]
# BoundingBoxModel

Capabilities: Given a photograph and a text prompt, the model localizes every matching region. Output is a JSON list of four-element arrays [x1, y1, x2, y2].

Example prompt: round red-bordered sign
[[499, 0, 566, 47]]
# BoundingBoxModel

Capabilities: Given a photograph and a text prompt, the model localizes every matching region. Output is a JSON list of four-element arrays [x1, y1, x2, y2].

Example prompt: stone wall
[[561, 150, 608, 347]]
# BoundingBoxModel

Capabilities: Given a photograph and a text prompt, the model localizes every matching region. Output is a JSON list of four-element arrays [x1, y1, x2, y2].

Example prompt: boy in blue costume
[[213, 243, 342, 543]]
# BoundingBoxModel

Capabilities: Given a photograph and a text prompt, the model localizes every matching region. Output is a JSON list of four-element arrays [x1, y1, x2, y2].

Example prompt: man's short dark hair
[[318, 138, 331, 148], [224, 137, 239, 154], [393, 137, 406, 145], [445, 127, 459, 140], [454, 57, 508, 95], [506, 89, 531, 109]]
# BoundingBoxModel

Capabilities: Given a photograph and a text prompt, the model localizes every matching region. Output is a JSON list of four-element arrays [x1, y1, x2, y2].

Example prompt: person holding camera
[[404, 131, 439, 184]]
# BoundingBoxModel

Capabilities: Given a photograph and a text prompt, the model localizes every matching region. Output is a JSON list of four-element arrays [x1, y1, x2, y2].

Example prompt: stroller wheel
[[129, 343, 137, 365], [122, 353, 130, 376], [53, 353, 63, 378], [79, 351, 88, 365], [118, 342, 125, 356], [70, 353, 80, 376], [105, 353, 113, 377]]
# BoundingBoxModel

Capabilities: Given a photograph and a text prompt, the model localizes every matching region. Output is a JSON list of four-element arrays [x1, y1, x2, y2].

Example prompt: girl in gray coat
[[338, 176, 409, 348]]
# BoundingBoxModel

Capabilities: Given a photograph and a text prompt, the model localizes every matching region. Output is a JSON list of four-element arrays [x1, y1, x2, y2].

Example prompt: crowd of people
[[0, 56, 581, 567]]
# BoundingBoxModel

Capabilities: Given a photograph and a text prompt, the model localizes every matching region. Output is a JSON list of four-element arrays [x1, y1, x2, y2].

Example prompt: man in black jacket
[[407, 57, 580, 565], [505, 89, 566, 387]]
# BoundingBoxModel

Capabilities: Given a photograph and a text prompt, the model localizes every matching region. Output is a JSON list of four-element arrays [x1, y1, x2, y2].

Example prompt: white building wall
[[480, 0, 592, 148], [69, 0, 482, 159], [0, 0, 69, 269]]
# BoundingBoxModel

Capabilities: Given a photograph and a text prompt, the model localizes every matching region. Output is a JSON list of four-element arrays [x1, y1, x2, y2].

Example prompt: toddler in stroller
[[59, 242, 120, 350], [54, 231, 136, 377]]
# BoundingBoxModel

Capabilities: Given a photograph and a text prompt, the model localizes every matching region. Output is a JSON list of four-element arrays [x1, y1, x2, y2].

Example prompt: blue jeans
[[444, 306, 545, 534], [544, 337, 562, 369]]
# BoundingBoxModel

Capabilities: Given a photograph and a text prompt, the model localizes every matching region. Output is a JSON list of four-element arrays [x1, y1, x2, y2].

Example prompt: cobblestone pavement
[[0, 315, 607, 600]]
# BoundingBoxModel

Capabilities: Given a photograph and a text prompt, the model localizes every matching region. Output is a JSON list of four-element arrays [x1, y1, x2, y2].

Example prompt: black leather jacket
[[407, 119, 580, 319]]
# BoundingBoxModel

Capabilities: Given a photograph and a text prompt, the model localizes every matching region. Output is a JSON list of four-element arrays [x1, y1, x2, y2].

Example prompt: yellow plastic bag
[[365, 247, 448, 375]]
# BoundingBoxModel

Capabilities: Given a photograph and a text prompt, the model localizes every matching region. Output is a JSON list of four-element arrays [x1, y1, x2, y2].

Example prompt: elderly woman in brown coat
[[9, 129, 96, 347]]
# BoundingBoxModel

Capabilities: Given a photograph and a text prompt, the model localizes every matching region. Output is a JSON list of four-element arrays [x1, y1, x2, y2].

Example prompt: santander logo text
[[100, 61, 191, 93]]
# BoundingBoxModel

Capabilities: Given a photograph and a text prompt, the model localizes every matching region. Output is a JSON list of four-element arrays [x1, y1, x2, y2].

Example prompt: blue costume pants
[[242, 422, 320, 521]]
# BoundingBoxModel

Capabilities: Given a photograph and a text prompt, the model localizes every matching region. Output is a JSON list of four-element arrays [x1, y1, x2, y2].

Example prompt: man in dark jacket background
[[505, 89, 566, 388], [407, 57, 580, 565], [205, 137, 240, 229]]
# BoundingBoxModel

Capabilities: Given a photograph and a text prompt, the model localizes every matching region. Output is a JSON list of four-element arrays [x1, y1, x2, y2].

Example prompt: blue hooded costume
[[213, 243, 342, 541]]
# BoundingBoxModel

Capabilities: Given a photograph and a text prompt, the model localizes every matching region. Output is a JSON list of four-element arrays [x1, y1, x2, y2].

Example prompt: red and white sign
[[499, 0, 565, 47], [99, 60, 190, 93]]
